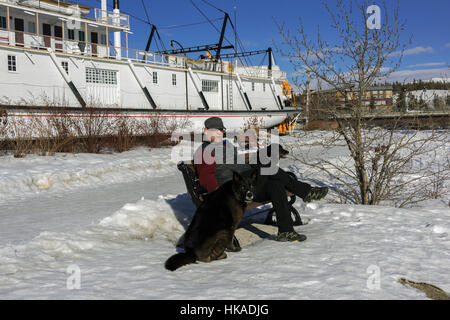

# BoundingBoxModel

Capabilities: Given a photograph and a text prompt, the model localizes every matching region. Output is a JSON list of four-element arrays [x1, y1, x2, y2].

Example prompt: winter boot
[[303, 186, 328, 203], [276, 231, 307, 242]]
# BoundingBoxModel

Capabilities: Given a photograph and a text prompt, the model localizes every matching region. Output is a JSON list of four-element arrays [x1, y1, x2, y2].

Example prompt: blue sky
[[81, 0, 449, 85]]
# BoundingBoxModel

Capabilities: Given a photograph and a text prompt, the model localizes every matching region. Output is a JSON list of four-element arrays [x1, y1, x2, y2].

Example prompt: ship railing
[[123, 47, 186, 68], [0, 1, 130, 30], [0, 27, 111, 57], [186, 58, 223, 73], [0, 27, 286, 79], [233, 66, 286, 80], [93, 8, 130, 29], [0, 27, 186, 68], [0, 28, 9, 44]]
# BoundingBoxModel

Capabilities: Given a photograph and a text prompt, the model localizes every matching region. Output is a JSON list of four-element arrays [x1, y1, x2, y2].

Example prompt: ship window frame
[[263, 83, 266, 92], [172, 73, 177, 86], [61, 61, 69, 75], [252, 82, 255, 91], [85, 67, 118, 85], [78, 30, 86, 42], [152, 71, 158, 84], [202, 80, 219, 93], [0, 16, 6, 29], [67, 29, 75, 40], [7, 55, 17, 72], [28, 21, 36, 34], [100, 34, 107, 45]]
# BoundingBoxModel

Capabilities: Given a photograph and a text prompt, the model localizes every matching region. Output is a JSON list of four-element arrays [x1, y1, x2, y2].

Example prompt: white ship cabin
[[0, 0, 288, 111], [0, 0, 129, 59]]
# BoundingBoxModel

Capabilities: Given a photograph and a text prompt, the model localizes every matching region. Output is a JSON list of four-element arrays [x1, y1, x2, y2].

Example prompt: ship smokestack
[[101, 0, 107, 18], [113, 0, 121, 59]]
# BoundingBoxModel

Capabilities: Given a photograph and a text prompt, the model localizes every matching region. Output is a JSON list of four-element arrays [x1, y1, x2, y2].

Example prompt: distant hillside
[[391, 80, 450, 93], [393, 89, 448, 102], [393, 89, 449, 110]]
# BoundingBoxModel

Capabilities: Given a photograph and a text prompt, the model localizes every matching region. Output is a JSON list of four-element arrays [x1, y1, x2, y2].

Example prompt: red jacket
[[194, 143, 219, 193]]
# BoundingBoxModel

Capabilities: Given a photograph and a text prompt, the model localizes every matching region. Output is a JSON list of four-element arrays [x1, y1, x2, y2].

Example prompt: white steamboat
[[0, 0, 296, 132]]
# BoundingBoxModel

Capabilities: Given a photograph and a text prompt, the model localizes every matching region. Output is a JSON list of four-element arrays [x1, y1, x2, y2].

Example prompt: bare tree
[[0, 107, 9, 153], [276, 0, 449, 206]]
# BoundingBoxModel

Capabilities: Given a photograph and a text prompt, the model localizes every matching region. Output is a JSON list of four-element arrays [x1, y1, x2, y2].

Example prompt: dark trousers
[[252, 168, 312, 232]]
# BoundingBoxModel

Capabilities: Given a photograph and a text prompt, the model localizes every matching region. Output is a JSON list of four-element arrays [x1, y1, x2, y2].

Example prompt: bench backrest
[[177, 160, 303, 226], [177, 160, 272, 210], [177, 161, 207, 208]]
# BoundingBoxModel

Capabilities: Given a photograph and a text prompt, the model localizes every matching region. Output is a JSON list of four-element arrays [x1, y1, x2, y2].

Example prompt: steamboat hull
[[1, 106, 294, 136]]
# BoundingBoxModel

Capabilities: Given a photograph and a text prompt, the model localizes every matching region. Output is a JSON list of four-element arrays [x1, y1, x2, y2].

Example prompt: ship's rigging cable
[[194, 0, 266, 76], [90, 0, 267, 74], [197, 1, 256, 71], [93, 0, 221, 31], [93, 0, 151, 26], [188, 0, 253, 72], [140, 0, 151, 23], [158, 18, 223, 30], [199, 0, 226, 15], [140, 0, 166, 52]]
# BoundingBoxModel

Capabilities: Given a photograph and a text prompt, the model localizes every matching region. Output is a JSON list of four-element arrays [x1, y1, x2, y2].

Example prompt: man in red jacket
[[194, 117, 328, 242]]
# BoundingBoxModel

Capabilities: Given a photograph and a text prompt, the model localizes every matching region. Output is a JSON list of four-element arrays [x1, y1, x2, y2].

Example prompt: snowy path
[[0, 174, 184, 246]]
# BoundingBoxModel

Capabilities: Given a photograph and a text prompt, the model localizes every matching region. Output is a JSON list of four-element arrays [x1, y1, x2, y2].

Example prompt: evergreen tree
[[407, 93, 417, 110], [369, 94, 376, 111], [418, 97, 427, 110], [433, 95, 445, 110], [397, 89, 407, 111]]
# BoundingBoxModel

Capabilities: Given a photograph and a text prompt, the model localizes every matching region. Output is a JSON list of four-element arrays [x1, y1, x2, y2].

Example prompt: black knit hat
[[204, 117, 226, 130]]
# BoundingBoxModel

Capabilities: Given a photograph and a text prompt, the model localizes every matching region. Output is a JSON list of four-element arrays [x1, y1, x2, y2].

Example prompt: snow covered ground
[[0, 135, 449, 300]]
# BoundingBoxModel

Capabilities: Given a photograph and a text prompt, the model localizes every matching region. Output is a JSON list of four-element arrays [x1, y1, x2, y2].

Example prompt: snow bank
[[99, 197, 185, 243], [0, 196, 187, 288], [0, 148, 177, 203]]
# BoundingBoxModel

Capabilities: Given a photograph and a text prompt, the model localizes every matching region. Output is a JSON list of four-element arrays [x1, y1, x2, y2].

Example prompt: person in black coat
[[194, 117, 328, 242]]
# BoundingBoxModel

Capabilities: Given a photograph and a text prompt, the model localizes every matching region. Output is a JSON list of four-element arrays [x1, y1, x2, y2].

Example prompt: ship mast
[[113, 0, 121, 59]]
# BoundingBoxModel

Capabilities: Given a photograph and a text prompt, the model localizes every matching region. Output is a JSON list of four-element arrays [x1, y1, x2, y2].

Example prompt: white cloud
[[291, 67, 449, 90], [381, 67, 449, 83], [407, 62, 448, 68], [391, 46, 434, 57]]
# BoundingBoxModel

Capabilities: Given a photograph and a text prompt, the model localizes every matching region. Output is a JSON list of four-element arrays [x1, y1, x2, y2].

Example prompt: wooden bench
[[177, 161, 303, 226]]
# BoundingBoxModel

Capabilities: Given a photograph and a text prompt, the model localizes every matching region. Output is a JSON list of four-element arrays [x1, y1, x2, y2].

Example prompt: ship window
[[0, 16, 6, 29], [172, 74, 176, 86], [153, 71, 158, 84], [28, 21, 36, 34], [252, 82, 255, 91], [68, 29, 75, 40], [86, 67, 117, 85], [100, 34, 107, 45], [8, 55, 16, 72], [202, 80, 218, 92], [61, 61, 69, 75], [263, 83, 266, 92], [78, 31, 85, 42]]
